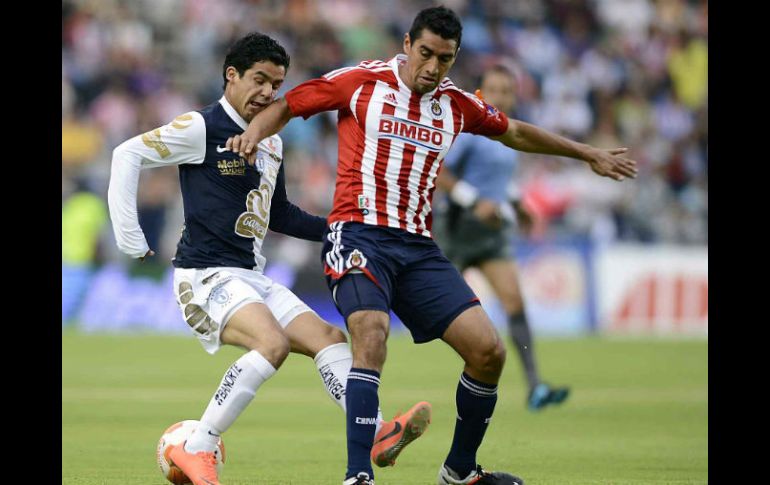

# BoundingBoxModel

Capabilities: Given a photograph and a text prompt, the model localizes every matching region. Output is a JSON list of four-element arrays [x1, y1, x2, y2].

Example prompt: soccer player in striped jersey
[[227, 7, 637, 485], [433, 65, 570, 412], [107, 33, 419, 485]]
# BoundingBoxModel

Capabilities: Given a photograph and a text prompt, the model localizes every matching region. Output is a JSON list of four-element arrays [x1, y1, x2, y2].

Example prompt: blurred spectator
[[62, 178, 108, 266], [667, 29, 708, 110]]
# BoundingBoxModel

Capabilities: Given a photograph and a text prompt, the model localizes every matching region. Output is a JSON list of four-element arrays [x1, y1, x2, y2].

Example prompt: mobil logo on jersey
[[378, 115, 445, 152]]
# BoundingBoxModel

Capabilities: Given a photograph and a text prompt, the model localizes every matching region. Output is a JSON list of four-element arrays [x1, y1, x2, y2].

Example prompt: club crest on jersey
[[346, 249, 367, 269], [357, 194, 371, 215], [430, 99, 445, 120]]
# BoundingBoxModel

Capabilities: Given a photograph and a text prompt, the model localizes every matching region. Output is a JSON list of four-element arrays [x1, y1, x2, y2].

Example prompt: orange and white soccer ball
[[156, 420, 226, 484]]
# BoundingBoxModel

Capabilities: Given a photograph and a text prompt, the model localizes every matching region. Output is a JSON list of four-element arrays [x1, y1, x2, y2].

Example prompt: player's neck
[[396, 63, 419, 93]]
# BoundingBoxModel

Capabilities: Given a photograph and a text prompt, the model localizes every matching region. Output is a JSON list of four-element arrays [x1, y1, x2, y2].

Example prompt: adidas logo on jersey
[[383, 93, 398, 106]]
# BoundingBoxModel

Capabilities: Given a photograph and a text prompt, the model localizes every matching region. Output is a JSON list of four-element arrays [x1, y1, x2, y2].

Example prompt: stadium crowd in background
[[62, 0, 707, 269]]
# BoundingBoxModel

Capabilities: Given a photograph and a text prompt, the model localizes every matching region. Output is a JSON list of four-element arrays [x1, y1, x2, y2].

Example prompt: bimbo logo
[[378, 116, 444, 151]]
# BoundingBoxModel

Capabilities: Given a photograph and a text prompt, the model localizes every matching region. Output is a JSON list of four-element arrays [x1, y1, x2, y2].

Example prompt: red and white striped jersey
[[284, 54, 509, 237]]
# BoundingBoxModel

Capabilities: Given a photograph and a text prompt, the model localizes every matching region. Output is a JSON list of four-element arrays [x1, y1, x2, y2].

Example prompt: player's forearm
[[246, 98, 293, 141], [494, 118, 592, 162], [269, 203, 327, 241], [107, 144, 150, 258]]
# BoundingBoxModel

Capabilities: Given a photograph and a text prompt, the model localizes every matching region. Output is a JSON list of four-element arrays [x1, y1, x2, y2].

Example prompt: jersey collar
[[219, 96, 249, 131]]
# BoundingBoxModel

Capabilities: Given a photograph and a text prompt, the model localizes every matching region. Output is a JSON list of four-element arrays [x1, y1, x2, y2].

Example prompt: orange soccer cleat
[[371, 401, 432, 467], [168, 441, 222, 485]]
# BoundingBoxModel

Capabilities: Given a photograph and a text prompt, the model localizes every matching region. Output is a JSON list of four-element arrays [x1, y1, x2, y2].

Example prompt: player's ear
[[225, 66, 238, 83], [403, 33, 411, 54]]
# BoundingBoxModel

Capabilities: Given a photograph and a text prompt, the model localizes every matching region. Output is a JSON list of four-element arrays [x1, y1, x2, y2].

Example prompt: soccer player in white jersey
[[227, 8, 637, 485], [107, 33, 424, 485]]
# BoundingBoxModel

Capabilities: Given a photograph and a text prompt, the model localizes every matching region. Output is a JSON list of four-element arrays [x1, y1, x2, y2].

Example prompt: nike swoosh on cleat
[[207, 430, 220, 437], [198, 477, 217, 485], [216, 145, 230, 153], [374, 421, 402, 444]]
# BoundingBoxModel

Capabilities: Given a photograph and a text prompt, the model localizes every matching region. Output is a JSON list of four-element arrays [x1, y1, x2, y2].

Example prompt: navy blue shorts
[[321, 221, 481, 343]]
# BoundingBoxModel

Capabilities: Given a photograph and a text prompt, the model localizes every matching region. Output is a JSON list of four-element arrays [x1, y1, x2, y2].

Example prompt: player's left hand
[[585, 147, 638, 181]]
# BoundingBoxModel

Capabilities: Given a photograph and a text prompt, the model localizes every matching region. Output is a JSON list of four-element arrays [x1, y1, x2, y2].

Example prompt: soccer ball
[[156, 420, 226, 484]]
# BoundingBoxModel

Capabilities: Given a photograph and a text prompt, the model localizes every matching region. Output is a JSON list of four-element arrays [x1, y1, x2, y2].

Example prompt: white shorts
[[173, 267, 315, 354]]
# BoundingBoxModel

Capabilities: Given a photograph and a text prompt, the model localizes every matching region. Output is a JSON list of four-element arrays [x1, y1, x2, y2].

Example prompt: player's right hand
[[226, 134, 259, 166], [139, 249, 155, 262]]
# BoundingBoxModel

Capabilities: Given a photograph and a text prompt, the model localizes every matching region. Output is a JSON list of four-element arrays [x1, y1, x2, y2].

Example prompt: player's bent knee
[[239, 328, 291, 367], [469, 341, 507, 377], [261, 333, 291, 367]]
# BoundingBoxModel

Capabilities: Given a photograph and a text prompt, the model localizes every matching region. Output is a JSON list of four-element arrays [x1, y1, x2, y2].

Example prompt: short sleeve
[[453, 89, 509, 137], [114, 111, 206, 167], [284, 65, 373, 120]]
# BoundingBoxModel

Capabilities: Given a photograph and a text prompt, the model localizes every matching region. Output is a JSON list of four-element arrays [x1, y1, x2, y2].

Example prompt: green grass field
[[62, 332, 707, 484]]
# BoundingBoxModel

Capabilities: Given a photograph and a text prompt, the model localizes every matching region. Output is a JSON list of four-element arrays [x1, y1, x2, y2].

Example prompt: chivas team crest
[[430, 99, 445, 120], [346, 249, 367, 269]]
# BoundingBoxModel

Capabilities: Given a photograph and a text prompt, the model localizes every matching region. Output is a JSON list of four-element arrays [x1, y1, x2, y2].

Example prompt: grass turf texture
[[62, 332, 707, 484]]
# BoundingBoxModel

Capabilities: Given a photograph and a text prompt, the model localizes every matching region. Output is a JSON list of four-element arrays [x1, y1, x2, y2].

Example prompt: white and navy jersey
[[108, 96, 326, 272], [284, 54, 509, 237]]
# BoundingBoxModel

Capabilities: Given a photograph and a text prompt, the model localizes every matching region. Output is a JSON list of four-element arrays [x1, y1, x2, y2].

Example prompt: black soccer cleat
[[437, 464, 525, 484]]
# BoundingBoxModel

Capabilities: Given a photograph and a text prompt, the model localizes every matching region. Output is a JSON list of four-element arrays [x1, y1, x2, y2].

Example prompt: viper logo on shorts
[[346, 249, 368, 269]]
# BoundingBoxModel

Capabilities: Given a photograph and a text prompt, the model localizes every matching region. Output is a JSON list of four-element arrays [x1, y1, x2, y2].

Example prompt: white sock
[[185, 350, 276, 453], [314, 342, 384, 435]]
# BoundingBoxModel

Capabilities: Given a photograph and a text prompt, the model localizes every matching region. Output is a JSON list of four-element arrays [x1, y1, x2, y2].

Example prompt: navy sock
[[444, 372, 499, 479], [345, 368, 380, 480]]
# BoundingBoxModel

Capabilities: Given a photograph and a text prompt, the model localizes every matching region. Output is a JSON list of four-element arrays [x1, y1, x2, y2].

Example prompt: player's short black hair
[[222, 32, 290, 89], [408, 6, 463, 50]]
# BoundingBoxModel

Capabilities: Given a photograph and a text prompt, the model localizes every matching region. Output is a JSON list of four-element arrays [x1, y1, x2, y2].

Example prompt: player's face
[[402, 29, 458, 94], [480, 71, 516, 113], [225, 61, 286, 122]]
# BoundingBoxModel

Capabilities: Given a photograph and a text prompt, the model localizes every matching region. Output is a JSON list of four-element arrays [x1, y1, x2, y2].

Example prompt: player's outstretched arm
[[227, 98, 294, 165], [491, 118, 638, 181]]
